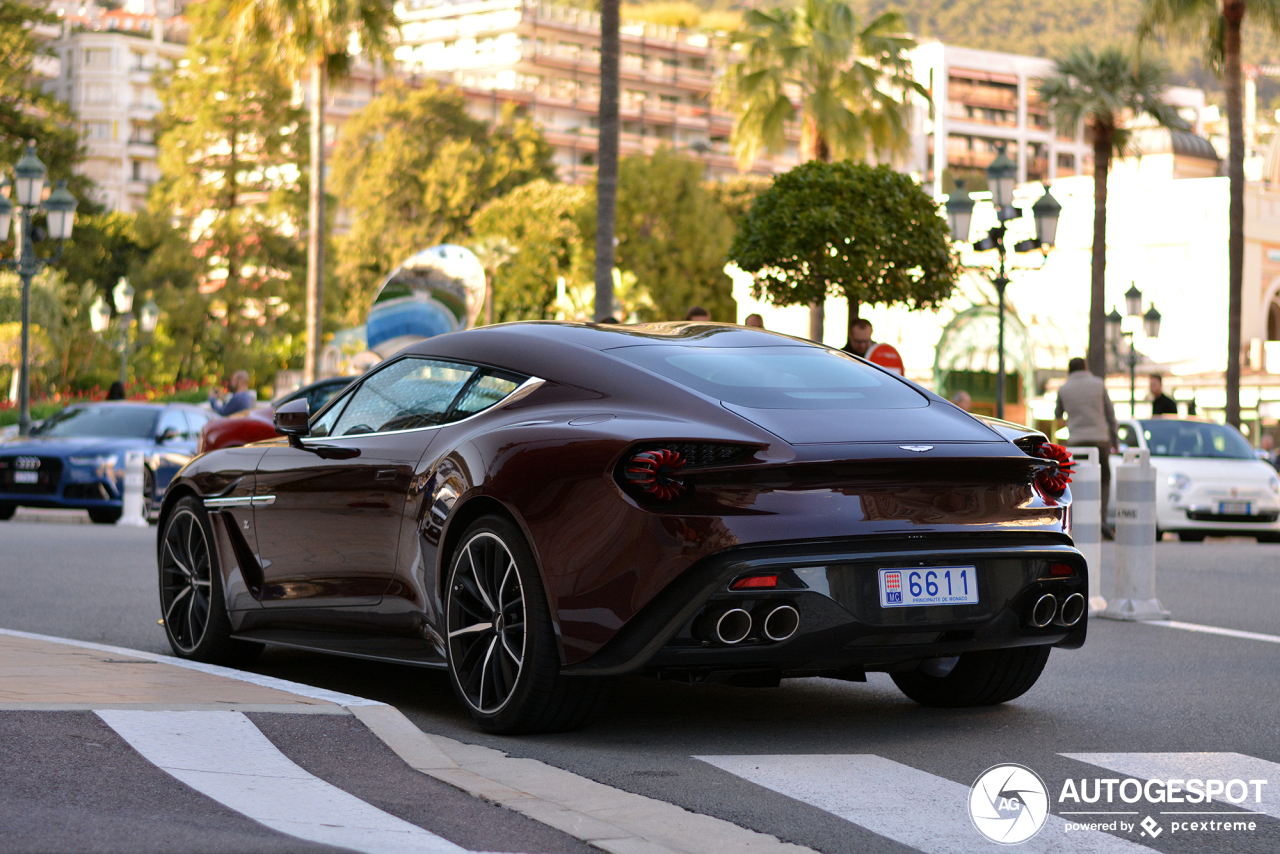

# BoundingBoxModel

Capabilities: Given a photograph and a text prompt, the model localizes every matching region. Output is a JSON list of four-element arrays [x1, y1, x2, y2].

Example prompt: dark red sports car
[[156, 322, 1086, 733]]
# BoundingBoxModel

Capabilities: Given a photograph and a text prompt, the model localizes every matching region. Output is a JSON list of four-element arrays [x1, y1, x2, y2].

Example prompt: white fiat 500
[[1106, 418, 1280, 542]]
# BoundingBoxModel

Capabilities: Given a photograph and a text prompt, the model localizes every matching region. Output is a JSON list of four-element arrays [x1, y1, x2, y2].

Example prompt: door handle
[[376, 469, 397, 481]]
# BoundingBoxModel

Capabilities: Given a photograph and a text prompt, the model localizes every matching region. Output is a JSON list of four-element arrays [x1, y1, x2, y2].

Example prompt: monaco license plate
[[879, 566, 979, 608], [13, 471, 38, 484], [1219, 501, 1251, 515]]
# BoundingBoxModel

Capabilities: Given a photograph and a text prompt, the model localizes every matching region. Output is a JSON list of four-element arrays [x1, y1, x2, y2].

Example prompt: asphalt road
[[3, 517, 1279, 854]]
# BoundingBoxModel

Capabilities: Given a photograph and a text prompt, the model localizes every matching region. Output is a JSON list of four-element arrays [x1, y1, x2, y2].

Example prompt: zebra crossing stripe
[[1062, 754, 1279, 820], [97, 710, 482, 854], [695, 754, 1152, 854]]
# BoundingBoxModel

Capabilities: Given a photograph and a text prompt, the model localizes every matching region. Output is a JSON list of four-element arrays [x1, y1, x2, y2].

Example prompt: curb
[[1, 628, 817, 854]]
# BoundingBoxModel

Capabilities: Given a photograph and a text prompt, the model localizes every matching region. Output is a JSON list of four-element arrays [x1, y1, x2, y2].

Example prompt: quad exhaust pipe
[[761, 604, 799, 641], [1029, 592, 1085, 629], [714, 609, 753, 644]]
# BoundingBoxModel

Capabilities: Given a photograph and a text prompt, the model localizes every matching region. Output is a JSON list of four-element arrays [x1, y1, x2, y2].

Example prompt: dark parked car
[[1, 402, 208, 524], [156, 323, 1086, 733], [198, 376, 356, 454]]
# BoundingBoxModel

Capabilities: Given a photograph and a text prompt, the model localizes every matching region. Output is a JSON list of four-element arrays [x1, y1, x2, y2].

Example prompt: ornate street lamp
[[0, 143, 77, 436], [947, 145, 1061, 420], [93, 278, 161, 388], [1106, 285, 1162, 417]]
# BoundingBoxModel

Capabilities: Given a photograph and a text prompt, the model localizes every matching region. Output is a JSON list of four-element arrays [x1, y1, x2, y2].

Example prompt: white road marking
[[695, 754, 1152, 853], [0, 627, 381, 706], [1063, 754, 1279, 820], [97, 710, 472, 854], [1144, 620, 1280, 645]]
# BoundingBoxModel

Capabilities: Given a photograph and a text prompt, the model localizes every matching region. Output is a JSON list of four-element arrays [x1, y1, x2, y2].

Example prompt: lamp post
[[1106, 284, 1162, 417], [90, 277, 159, 389], [0, 143, 78, 436], [945, 144, 1061, 420]]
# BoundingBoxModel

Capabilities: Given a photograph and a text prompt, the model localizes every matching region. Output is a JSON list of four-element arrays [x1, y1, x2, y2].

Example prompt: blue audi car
[[0, 402, 208, 524]]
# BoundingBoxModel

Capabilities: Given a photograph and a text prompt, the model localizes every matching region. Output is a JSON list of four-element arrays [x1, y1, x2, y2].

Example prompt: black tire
[[891, 645, 1051, 708], [1178, 531, 1206, 542], [445, 514, 610, 734], [0, 502, 15, 521], [157, 497, 262, 666], [89, 508, 122, 524]]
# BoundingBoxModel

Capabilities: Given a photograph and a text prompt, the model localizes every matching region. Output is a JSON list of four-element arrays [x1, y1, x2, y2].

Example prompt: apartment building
[[43, 4, 187, 212], [909, 42, 1211, 196], [392, 0, 800, 182]]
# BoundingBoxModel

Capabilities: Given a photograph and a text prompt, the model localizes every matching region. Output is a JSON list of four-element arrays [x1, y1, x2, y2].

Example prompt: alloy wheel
[[159, 508, 213, 653], [447, 532, 527, 714]]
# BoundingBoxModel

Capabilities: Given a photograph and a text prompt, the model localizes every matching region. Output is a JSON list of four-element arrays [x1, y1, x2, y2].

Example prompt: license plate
[[13, 471, 38, 484], [1219, 501, 1251, 515], [879, 566, 979, 608]]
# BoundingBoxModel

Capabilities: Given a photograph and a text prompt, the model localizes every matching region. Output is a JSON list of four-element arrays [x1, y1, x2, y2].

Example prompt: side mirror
[[156, 427, 181, 443], [274, 398, 310, 443]]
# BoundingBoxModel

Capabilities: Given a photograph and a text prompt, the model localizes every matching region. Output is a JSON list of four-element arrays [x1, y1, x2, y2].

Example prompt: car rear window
[[1140, 420, 1255, 460], [607, 345, 927, 410]]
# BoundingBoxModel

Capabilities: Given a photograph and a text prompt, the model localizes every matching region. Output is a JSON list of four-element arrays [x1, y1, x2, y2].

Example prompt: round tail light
[[625, 448, 687, 501], [1033, 442, 1074, 497]]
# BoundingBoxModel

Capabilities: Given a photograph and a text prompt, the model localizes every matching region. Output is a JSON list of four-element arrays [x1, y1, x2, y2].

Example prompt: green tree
[[227, 0, 397, 384], [471, 180, 591, 324], [148, 1, 305, 388], [330, 80, 554, 326], [0, 0, 90, 199], [719, 0, 923, 340], [730, 161, 958, 325], [1139, 0, 1280, 429], [580, 149, 736, 321], [1039, 47, 1184, 382], [56, 211, 148, 295]]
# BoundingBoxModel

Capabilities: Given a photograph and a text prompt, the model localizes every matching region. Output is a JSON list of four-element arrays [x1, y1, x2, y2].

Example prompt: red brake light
[[1033, 443, 1074, 497], [1047, 563, 1075, 578], [624, 448, 687, 501], [730, 574, 778, 590]]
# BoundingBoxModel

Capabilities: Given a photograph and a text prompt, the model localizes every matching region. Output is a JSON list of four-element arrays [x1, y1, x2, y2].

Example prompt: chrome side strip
[[204, 495, 275, 508], [204, 496, 253, 508]]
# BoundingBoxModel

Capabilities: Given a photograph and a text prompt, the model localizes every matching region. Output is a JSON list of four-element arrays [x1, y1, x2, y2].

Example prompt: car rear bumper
[[563, 533, 1088, 678]]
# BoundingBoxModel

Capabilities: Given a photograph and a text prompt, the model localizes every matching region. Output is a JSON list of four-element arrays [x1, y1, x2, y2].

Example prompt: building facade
[[392, 0, 800, 182], [43, 5, 187, 212]]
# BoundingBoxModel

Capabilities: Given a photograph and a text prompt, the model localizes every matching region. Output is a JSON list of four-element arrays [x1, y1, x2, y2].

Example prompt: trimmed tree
[[730, 161, 958, 329]]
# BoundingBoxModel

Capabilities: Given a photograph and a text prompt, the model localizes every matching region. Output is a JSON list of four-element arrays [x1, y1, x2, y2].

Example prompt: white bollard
[[1101, 448, 1169, 621], [117, 450, 148, 527], [1065, 445, 1105, 615]]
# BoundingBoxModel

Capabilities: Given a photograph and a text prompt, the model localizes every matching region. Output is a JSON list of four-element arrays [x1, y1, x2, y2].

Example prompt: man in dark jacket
[[1149, 374, 1178, 416], [209, 371, 256, 417]]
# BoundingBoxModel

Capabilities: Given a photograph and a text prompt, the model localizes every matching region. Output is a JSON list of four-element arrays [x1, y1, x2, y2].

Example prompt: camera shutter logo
[[969, 764, 1050, 844]]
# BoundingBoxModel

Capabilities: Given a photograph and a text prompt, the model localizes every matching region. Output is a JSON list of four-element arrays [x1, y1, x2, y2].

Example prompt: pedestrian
[[950, 390, 972, 412], [843, 318, 874, 357], [685, 306, 711, 322], [744, 313, 764, 329], [1055, 357, 1119, 538], [1261, 434, 1278, 470], [1149, 373, 1177, 416], [106, 381, 126, 400], [209, 370, 256, 417]]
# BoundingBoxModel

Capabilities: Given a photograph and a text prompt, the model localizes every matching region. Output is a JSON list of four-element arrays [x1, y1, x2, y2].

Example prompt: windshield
[[36, 405, 159, 439], [607, 345, 927, 410], [1140, 420, 1255, 460]]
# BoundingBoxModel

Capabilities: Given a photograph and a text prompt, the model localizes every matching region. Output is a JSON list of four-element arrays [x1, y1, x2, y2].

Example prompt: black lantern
[[986, 143, 1017, 217], [945, 180, 975, 244], [1031, 185, 1061, 247]]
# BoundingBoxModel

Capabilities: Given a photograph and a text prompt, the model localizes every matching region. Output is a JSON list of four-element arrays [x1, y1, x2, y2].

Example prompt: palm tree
[[1039, 47, 1184, 381], [228, 0, 396, 383], [595, 0, 620, 322], [1139, 0, 1280, 428], [719, 0, 921, 341]]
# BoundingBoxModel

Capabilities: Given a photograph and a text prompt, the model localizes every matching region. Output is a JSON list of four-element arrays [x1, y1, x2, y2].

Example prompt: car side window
[[157, 409, 188, 441], [329, 358, 476, 436], [452, 372, 523, 418], [1117, 424, 1138, 449], [185, 410, 208, 436]]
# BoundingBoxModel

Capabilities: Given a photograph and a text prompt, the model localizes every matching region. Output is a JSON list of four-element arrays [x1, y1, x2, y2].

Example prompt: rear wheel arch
[[439, 495, 540, 601]]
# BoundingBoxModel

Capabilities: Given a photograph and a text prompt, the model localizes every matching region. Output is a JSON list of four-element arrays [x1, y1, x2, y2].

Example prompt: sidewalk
[[0, 629, 815, 854]]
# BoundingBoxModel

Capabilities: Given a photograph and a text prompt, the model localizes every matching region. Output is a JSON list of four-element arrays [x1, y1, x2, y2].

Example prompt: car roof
[[402, 321, 800, 355]]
